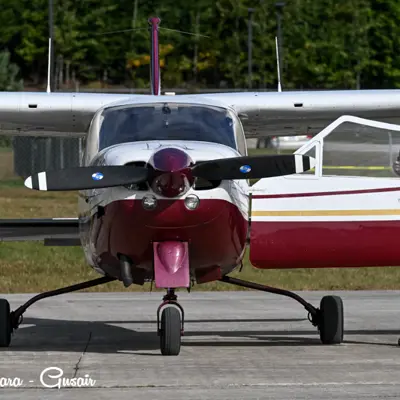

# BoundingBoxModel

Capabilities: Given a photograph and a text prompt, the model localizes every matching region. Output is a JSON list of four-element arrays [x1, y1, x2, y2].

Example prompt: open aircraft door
[[249, 116, 400, 269]]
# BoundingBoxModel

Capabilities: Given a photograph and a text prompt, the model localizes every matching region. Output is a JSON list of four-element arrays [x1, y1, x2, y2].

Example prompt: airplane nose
[[148, 147, 194, 198]]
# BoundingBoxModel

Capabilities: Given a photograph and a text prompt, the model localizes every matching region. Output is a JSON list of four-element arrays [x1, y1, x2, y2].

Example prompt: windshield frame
[[96, 103, 244, 151]]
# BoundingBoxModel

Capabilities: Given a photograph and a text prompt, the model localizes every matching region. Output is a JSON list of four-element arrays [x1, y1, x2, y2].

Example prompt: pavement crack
[[73, 331, 92, 378]]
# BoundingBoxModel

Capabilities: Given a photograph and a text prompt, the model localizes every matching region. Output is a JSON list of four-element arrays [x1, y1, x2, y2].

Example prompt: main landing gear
[[0, 276, 116, 348], [157, 289, 184, 356], [0, 275, 344, 353], [219, 276, 344, 345]]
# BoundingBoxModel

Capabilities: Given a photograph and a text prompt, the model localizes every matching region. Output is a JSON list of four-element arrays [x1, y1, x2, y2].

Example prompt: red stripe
[[252, 186, 400, 199]]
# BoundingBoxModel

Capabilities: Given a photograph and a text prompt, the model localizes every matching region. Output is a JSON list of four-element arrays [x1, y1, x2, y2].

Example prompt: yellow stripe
[[323, 166, 390, 171], [252, 209, 400, 217]]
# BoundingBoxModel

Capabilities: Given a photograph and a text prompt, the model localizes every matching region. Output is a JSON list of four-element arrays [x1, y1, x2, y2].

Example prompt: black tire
[[0, 299, 12, 347], [319, 295, 344, 345], [160, 306, 181, 356]]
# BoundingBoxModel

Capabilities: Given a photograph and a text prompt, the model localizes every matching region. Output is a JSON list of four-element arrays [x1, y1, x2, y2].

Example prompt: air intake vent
[[193, 177, 221, 190], [124, 161, 149, 191]]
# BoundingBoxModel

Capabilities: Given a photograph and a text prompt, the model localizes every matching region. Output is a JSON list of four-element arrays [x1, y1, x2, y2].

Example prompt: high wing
[[1, 90, 400, 138], [195, 89, 400, 137], [0, 92, 146, 136], [0, 218, 79, 245]]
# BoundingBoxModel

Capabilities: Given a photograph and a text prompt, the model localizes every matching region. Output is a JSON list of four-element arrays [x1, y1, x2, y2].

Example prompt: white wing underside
[[1, 90, 400, 137]]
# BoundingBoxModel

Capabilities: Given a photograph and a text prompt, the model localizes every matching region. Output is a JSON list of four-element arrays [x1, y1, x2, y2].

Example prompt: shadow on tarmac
[[1, 316, 398, 354]]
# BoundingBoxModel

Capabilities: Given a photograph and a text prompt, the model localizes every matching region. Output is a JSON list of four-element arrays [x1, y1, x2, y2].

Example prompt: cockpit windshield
[[99, 104, 237, 150]]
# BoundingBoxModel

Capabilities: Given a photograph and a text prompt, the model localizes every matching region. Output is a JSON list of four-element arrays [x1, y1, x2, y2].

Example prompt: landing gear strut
[[219, 276, 344, 345], [157, 289, 184, 355], [0, 276, 116, 348]]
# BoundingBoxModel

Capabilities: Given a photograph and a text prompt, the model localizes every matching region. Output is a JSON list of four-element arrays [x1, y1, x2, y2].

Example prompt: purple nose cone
[[157, 241, 186, 274], [153, 241, 190, 288]]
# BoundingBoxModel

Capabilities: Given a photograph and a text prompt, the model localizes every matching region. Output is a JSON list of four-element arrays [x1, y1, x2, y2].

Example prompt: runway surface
[[0, 291, 399, 399]]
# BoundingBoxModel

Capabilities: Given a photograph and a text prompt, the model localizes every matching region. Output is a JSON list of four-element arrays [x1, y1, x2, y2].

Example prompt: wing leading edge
[[1, 89, 400, 138], [200, 89, 400, 137], [0, 92, 143, 137]]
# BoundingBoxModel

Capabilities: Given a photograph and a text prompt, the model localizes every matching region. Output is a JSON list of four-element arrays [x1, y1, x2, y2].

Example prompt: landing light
[[184, 194, 200, 210], [142, 195, 158, 210]]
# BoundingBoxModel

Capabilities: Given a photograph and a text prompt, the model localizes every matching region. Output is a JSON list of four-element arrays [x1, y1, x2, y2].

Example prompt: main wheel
[[160, 306, 181, 356], [0, 299, 12, 347], [318, 295, 344, 344]]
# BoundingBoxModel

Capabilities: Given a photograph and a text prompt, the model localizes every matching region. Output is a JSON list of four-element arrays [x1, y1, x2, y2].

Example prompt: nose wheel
[[160, 306, 181, 355], [157, 289, 184, 356]]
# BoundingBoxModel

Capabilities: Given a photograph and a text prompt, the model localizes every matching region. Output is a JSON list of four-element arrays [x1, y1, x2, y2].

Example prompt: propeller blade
[[24, 166, 149, 191], [191, 154, 315, 181]]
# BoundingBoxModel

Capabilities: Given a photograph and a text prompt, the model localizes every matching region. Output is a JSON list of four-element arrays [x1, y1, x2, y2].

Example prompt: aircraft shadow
[[1, 316, 398, 354]]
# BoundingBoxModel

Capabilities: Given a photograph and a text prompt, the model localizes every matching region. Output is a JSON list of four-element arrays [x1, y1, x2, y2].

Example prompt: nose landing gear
[[157, 289, 184, 356]]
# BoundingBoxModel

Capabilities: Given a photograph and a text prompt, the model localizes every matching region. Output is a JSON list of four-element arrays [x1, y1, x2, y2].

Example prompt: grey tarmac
[[0, 291, 399, 399]]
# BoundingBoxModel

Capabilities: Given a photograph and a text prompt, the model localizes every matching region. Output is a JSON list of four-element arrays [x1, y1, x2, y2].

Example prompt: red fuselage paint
[[250, 220, 400, 269], [250, 188, 400, 269], [92, 199, 248, 280]]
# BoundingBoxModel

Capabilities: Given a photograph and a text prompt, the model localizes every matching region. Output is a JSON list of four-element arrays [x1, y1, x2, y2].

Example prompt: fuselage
[[78, 100, 250, 286]]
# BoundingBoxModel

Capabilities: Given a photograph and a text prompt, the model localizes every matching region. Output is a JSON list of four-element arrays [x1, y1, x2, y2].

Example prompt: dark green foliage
[[0, 50, 23, 91], [0, 0, 398, 90]]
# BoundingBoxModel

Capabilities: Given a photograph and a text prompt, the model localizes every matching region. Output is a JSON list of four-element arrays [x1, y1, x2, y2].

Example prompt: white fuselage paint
[[251, 174, 400, 222]]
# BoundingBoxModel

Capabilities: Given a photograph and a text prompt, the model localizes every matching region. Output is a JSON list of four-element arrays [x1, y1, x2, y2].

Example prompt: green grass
[[2, 241, 400, 293], [0, 148, 400, 293]]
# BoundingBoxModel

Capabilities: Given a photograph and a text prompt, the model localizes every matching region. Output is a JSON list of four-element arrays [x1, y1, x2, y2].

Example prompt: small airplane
[[1, 17, 400, 355]]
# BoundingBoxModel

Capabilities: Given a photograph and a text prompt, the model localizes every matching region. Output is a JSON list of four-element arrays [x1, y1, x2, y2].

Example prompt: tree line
[[0, 0, 399, 91]]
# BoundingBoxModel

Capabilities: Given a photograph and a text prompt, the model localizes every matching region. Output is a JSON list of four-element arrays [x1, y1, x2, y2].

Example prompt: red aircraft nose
[[149, 147, 194, 198]]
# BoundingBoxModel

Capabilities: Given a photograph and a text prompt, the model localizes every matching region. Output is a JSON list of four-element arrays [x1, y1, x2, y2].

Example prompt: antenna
[[275, 36, 282, 92], [46, 0, 54, 93], [46, 38, 52, 93]]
